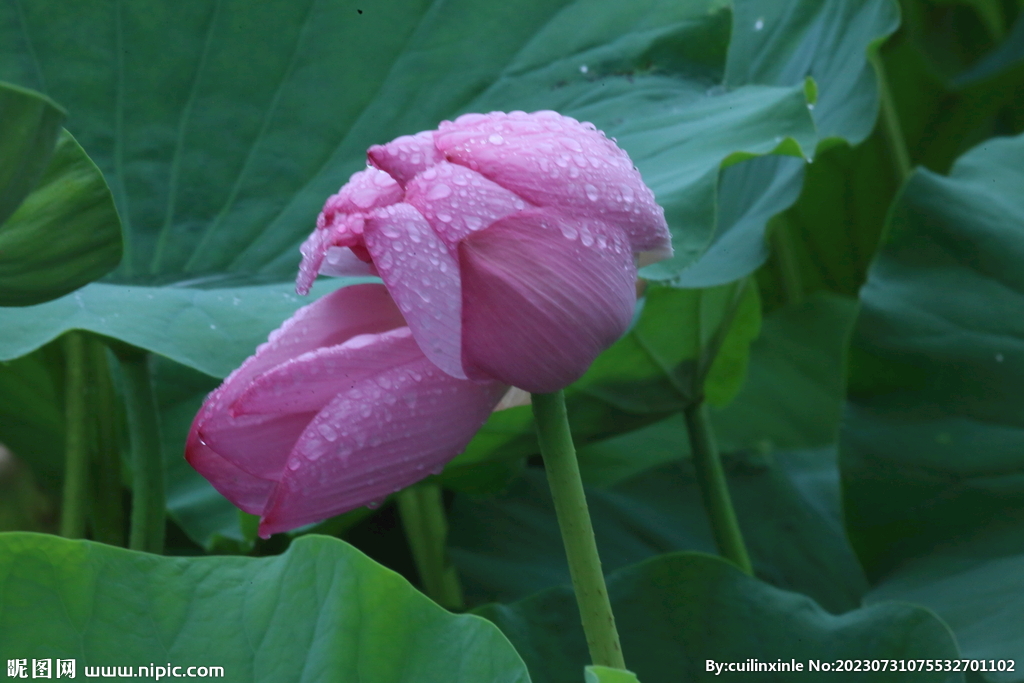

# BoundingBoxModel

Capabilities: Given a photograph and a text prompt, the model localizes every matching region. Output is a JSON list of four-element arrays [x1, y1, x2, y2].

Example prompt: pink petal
[[197, 410, 318, 480], [436, 111, 671, 255], [324, 167, 403, 214], [190, 284, 406, 480], [459, 207, 637, 393], [296, 169, 400, 294], [257, 346, 507, 537], [185, 423, 277, 515], [367, 130, 444, 187], [364, 203, 466, 379], [231, 327, 422, 416], [403, 161, 528, 250]]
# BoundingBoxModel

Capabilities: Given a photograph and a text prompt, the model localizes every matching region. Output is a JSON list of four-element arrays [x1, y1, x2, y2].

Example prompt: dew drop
[[430, 464, 445, 476], [287, 460, 302, 471], [580, 224, 594, 247], [996, 353, 1005, 362], [584, 184, 600, 201], [366, 500, 383, 510], [422, 167, 438, 180], [620, 184, 635, 203], [427, 183, 452, 200], [464, 215, 484, 231], [754, 17, 764, 30], [317, 423, 339, 442], [560, 223, 579, 240], [579, 64, 589, 74]]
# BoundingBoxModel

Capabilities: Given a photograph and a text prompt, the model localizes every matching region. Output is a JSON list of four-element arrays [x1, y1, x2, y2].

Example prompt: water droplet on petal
[[317, 423, 338, 442], [366, 500, 383, 510], [464, 215, 484, 231], [488, 133, 504, 145], [437, 212, 453, 223], [584, 184, 599, 201], [427, 183, 452, 200]]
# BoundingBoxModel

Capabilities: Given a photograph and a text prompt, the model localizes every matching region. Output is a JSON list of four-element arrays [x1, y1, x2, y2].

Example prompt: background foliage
[[1, 0, 1022, 681]]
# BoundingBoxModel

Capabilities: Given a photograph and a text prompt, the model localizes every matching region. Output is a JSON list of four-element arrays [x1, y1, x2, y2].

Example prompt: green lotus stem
[[684, 401, 752, 575], [869, 50, 911, 183], [769, 219, 804, 307], [532, 390, 626, 670], [88, 338, 124, 546], [396, 482, 465, 610], [60, 331, 90, 539], [114, 346, 165, 554]]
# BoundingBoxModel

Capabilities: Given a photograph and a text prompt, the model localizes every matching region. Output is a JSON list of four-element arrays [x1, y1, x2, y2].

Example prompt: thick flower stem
[[683, 401, 752, 575], [60, 331, 90, 539], [88, 338, 125, 546], [532, 390, 626, 670], [114, 347, 165, 554], [869, 50, 912, 184], [396, 482, 465, 610]]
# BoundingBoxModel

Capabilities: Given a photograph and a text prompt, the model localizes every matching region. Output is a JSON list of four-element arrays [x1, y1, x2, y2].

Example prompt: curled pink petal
[[404, 161, 528, 250], [436, 110, 670, 255], [187, 284, 404, 483], [364, 203, 466, 379], [297, 169, 401, 294], [367, 130, 444, 187], [459, 207, 636, 393], [185, 425, 276, 515], [258, 349, 506, 537], [187, 282, 508, 534], [231, 327, 422, 416]]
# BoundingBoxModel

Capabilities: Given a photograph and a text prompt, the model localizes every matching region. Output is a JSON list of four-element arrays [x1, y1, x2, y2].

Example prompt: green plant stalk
[[683, 401, 752, 575], [396, 483, 464, 610], [532, 390, 626, 670], [60, 331, 90, 539], [869, 50, 912, 183], [88, 338, 125, 546], [768, 218, 804, 307], [116, 348, 165, 554]]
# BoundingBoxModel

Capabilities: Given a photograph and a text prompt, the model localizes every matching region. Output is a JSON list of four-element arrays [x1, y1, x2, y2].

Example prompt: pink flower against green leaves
[[299, 110, 671, 393], [186, 284, 506, 538]]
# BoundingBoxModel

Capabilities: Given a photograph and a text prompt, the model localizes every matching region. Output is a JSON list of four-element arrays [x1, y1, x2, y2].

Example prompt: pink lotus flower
[[298, 111, 671, 393], [186, 284, 507, 537]]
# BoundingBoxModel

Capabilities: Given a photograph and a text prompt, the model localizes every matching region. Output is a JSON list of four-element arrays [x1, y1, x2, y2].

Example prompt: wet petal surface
[[460, 207, 637, 392], [364, 203, 466, 379]]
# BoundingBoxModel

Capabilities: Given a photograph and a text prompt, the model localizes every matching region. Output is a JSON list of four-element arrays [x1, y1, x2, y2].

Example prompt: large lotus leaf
[[450, 447, 867, 614], [0, 81, 64, 225], [0, 0, 904, 365], [667, 0, 901, 287], [841, 132, 1024, 679], [756, 133, 898, 310], [476, 552, 961, 683], [0, 533, 530, 682], [882, 2, 1024, 176], [0, 278, 360, 376], [0, 128, 123, 306]]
